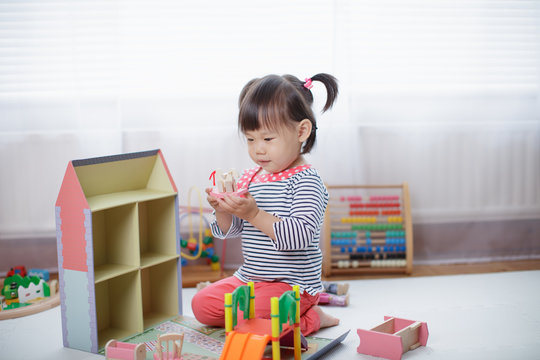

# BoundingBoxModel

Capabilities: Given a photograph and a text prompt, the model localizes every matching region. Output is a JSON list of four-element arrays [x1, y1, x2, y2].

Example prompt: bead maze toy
[[180, 187, 221, 267], [323, 183, 413, 276], [357, 316, 429, 360], [180, 186, 207, 262], [221, 282, 303, 360], [179, 186, 225, 287]]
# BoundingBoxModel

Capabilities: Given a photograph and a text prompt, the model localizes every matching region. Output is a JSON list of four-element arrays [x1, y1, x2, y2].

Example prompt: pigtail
[[310, 73, 339, 112]]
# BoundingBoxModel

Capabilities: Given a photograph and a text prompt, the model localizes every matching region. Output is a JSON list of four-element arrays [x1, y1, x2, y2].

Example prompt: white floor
[[2, 270, 540, 360]]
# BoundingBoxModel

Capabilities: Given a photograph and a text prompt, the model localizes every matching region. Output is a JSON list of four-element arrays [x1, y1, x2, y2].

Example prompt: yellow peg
[[248, 281, 255, 319], [271, 297, 281, 360], [293, 285, 301, 360], [224, 293, 233, 333]]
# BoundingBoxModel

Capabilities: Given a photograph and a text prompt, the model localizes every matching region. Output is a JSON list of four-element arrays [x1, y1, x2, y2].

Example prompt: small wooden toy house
[[55, 149, 182, 353]]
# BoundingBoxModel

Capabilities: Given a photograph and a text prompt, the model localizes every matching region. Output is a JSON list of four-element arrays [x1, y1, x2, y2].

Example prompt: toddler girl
[[191, 73, 339, 336]]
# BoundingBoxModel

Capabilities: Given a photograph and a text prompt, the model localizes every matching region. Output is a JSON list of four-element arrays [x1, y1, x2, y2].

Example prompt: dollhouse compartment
[[95, 271, 143, 349], [138, 196, 179, 269], [92, 204, 140, 283], [141, 259, 179, 328]]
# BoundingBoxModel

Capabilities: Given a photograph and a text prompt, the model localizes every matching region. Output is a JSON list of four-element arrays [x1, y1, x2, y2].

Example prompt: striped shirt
[[210, 164, 328, 295]]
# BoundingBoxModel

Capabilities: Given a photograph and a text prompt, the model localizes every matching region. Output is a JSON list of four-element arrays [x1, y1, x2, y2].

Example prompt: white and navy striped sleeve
[[272, 174, 328, 250], [210, 214, 244, 239]]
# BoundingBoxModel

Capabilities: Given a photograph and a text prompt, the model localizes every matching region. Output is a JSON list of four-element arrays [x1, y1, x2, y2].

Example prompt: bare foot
[[196, 281, 211, 292], [313, 305, 340, 329]]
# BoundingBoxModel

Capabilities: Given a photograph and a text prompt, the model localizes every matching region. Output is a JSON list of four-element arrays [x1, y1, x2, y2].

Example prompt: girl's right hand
[[205, 187, 234, 233], [205, 187, 221, 211]]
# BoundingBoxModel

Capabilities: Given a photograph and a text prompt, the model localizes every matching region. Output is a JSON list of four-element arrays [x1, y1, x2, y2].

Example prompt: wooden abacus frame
[[323, 183, 413, 277]]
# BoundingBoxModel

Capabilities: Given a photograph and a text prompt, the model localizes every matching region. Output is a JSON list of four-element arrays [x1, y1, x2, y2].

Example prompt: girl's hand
[[206, 187, 233, 233], [210, 191, 280, 240], [205, 187, 226, 213], [205, 187, 257, 220], [218, 192, 259, 222]]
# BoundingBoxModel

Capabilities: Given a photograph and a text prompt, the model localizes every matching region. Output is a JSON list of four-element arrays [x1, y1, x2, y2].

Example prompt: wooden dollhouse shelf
[[86, 190, 174, 211], [140, 253, 179, 269], [143, 312, 175, 329], [94, 264, 138, 284]]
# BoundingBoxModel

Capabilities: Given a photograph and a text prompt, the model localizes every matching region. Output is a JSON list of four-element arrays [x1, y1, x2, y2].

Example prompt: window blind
[[0, 0, 538, 124], [340, 0, 539, 92], [0, 0, 334, 98], [337, 0, 540, 123]]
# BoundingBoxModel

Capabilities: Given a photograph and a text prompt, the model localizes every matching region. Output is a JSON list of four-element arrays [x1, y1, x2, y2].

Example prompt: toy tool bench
[[323, 184, 413, 277], [55, 149, 182, 353]]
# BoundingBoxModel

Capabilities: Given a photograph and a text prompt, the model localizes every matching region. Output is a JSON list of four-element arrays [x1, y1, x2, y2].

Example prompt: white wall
[[1, 1, 539, 242]]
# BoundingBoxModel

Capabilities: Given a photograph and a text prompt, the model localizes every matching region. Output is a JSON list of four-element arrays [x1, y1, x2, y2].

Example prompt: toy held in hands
[[209, 168, 247, 198]]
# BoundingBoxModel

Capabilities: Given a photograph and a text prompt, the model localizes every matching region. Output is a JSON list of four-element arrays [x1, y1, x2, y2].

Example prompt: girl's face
[[244, 124, 304, 174]]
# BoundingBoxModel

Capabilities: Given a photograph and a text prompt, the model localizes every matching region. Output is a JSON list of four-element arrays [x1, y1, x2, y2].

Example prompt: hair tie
[[303, 78, 313, 90]]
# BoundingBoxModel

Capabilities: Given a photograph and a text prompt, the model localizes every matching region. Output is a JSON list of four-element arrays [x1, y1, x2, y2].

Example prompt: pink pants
[[191, 276, 321, 336]]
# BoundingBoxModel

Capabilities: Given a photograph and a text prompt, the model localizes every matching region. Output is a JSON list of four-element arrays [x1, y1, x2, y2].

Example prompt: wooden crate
[[323, 183, 413, 277]]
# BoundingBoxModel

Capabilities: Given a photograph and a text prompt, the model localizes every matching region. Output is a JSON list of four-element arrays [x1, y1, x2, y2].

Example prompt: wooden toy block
[[216, 169, 238, 193], [322, 281, 349, 295], [318, 292, 349, 307], [357, 316, 428, 360], [17, 278, 48, 303], [28, 268, 50, 281], [7, 265, 27, 278], [105, 339, 146, 360], [209, 168, 247, 198]]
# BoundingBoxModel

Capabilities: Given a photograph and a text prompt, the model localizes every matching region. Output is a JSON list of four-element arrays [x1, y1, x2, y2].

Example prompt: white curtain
[[1, 0, 539, 239]]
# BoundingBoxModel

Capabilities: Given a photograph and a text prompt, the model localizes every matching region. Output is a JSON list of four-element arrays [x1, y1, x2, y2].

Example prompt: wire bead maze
[[179, 186, 222, 273], [323, 184, 413, 276]]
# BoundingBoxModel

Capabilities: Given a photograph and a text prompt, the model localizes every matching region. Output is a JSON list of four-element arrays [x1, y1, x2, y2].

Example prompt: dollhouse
[[55, 149, 182, 353]]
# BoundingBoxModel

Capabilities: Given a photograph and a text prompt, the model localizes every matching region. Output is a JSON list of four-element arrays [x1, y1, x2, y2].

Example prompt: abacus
[[323, 183, 413, 276]]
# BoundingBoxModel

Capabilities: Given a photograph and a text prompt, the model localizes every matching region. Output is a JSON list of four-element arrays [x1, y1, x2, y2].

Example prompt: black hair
[[238, 73, 338, 154]]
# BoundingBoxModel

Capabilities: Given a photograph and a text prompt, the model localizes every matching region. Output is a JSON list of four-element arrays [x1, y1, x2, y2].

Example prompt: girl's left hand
[[217, 193, 259, 222]]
